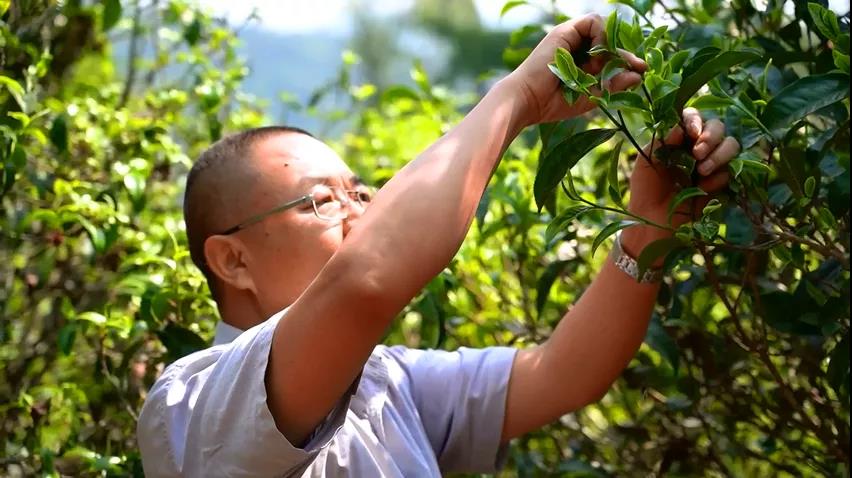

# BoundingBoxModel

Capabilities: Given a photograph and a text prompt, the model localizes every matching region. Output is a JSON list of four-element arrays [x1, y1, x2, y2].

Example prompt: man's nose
[[341, 199, 365, 237]]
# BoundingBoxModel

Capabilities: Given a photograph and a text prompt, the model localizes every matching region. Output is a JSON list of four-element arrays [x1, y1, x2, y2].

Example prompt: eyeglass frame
[[216, 188, 370, 236]]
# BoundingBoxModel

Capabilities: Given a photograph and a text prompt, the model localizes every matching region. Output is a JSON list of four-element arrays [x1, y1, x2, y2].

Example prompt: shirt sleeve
[[384, 345, 517, 474], [136, 316, 354, 478]]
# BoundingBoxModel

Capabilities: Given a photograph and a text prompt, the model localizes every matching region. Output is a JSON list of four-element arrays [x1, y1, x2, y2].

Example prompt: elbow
[[321, 247, 400, 316]]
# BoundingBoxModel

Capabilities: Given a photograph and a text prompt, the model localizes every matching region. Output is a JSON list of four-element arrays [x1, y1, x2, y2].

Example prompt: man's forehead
[[252, 132, 352, 178]]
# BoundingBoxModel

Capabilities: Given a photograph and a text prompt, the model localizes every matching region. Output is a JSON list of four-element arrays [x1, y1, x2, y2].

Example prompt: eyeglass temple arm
[[218, 195, 313, 235]]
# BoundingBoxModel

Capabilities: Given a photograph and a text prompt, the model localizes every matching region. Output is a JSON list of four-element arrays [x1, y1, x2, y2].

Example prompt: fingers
[[617, 48, 648, 73], [664, 125, 685, 145], [554, 14, 604, 54], [698, 136, 740, 176], [570, 14, 606, 49], [605, 71, 643, 92], [698, 169, 731, 193], [693, 119, 725, 160], [682, 107, 703, 140]]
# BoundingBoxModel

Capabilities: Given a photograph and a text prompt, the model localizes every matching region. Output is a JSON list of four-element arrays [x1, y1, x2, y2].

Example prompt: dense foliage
[[1, 0, 849, 477]]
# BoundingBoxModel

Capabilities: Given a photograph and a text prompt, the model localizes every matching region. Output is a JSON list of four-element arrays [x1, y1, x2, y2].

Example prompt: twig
[[560, 181, 673, 231], [598, 105, 653, 163], [118, 0, 142, 108]]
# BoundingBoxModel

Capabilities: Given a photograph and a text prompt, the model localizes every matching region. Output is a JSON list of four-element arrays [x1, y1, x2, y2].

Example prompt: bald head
[[183, 126, 313, 289]]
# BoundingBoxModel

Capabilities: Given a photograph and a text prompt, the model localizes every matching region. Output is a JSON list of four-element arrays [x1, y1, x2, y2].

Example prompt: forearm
[[502, 225, 667, 440], [330, 78, 529, 316], [541, 225, 666, 403]]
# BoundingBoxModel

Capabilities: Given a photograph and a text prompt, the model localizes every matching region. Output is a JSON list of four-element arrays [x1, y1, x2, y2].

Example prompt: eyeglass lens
[[312, 190, 370, 221]]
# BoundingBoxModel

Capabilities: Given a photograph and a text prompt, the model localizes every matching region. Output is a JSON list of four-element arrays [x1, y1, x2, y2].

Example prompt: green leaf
[[184, 17, 202, 46], [555, 47, 579, 83], [702, 198, 722, 216], [534, 128, 617, 210], [725, 207, 756, 245], [607, 91, 646, 111], [77, 311, 108, 326], [157, 323, 207, 362], [676, 50, 760, 112], [693, 218, 720, 240], [647, 48, 664, 73], [833, 51, 850, 74], [638, 26, 668, 55], [606, 10, 620, 51], [79, 218, 106, 253], [644, 314, 680, 372], [10, 146, 26, 169], [546, 205, 593, 243], [667, 187, 707, 223], [476, 188, 491, 230], [808, 3, 840, 40], [591, 220, 636, 257], [836, 33, 850, 55], [620, 19, 644, 52], [588, 44, 609, 57], [102, 0, 122, 32], [503, 47, 533, 69], [0, 75, 26, 110], [607, 140, 625, 206], [682, 47, 721, 78], [49, 115, 68, 153], [380, 85, 420, 104], [729, 158, 744, 178], [536, 260, 572, 315], [669, 50, 691, 74], [827, 335, 850, 401], [688, 95, 734, 110], [563, 170, 581, 200], [817, 206, 837, 229], [637, 237, 687, 279], [58, 324, 77, 356], [500, 0, 528, 17], [804, 176, 816, 197], [510, 24, 545, 47], [762, 73, 850, 140], [417, 289, 446, 348]]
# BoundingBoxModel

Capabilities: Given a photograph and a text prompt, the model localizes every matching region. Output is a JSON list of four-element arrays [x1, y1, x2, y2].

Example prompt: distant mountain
[[235, 28, 350, 131]]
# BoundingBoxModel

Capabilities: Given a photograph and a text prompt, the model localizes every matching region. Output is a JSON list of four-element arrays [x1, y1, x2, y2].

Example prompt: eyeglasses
[[217, 187, 373, 236]]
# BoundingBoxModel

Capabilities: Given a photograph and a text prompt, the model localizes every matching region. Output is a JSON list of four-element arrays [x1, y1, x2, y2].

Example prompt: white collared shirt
[[136, 310, 517, 477]]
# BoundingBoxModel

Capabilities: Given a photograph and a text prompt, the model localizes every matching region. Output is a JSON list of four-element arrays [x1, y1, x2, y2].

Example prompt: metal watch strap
[[611, 231, 664, 284]]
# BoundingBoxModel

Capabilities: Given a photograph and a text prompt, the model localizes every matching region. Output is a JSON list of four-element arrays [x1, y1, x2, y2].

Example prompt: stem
[[658, 0, 685, 27], [639, 83, 660, 161], [561, 181, 673, 231], [641, 83, 653, 105], [599, 104, 653, 163], [118, 0, 142, 108]]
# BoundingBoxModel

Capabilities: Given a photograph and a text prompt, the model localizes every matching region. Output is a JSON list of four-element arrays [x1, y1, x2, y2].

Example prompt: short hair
[[183, 125, 313, 300]]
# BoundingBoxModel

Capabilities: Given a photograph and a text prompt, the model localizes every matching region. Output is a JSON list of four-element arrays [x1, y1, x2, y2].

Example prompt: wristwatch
[[611, 231, 664, 283]]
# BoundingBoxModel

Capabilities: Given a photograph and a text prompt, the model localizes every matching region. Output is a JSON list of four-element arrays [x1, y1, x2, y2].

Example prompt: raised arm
[[500, 110, 741, 442]]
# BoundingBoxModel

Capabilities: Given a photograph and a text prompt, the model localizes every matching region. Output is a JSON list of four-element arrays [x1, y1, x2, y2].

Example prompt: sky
[[201, 0, 850, 33], [199, 0, 612, 33]]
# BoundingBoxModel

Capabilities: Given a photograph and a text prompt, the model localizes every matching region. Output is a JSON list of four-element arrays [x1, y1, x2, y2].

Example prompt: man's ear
[[203, 235, 258, 294]]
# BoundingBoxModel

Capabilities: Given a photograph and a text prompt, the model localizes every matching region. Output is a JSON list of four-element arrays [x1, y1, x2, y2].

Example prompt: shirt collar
[[213, 308, 290, 346], [213, 320, 244, 346]]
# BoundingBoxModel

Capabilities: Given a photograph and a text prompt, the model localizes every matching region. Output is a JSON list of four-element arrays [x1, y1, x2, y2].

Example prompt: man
[[137, 14, 740, 477]]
